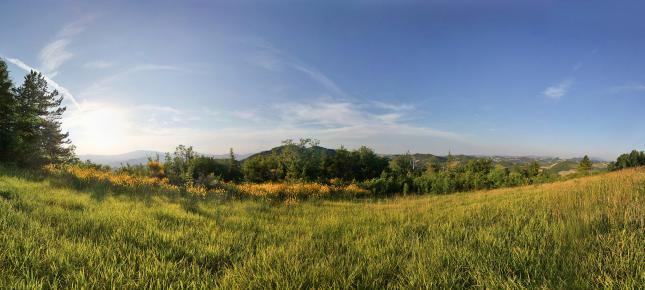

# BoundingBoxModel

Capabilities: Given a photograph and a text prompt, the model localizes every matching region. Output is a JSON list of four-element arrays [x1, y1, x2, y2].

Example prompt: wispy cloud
[[57, 18, 93, 38], [39, 18, 92, 76], [543, 80, 573, 99], [231, 110, 264, 122], [4, 57, 81, 109], [40, 39, 73, 77], [80, 64, 192, 98], [83, 60, 114, 69], [274, 99, 459, 139], [289, 63, 349, 98], [246, 50, 283, 72], [608, 84, 645, 94], [246, 40, 351, 99], [277, 101, 364, 128], [370, 101, 414, 111]]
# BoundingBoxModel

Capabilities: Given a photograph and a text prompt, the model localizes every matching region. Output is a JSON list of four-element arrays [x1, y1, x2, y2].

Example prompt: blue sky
[[2, 0, 644, 159]]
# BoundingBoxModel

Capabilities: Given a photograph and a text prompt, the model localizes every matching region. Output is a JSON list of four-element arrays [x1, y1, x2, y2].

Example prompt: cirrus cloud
[[543, 80, 573, 99]]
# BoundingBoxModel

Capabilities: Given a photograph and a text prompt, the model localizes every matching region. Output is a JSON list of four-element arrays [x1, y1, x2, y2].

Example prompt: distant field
[[0, 168, 643, 288]]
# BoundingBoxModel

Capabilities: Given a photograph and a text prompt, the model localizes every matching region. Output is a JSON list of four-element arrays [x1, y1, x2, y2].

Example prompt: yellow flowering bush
[[236, 182, 333, 200], [342, 183, 371, 198], [44, 164, 373, 201], [236, 182, 370, 200], [44, 164, 180, 196]]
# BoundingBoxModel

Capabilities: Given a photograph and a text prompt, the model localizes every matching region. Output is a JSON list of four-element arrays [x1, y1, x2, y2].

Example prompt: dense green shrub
[[609, 150, 645, 171]]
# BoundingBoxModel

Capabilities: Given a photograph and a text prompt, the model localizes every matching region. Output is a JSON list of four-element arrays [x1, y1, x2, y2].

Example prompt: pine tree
[[578, 155, 593, 174], [0, 58, 16, 163], [228, 148, 236, 171], [227, 147, 242, 181], [13, 71, 75, 166]]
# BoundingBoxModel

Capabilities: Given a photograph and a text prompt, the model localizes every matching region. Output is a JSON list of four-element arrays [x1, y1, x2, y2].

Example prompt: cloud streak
[[83, 60, 114, 69], [39, 18, 92, 76], [4, 57, 81, 110], [608, 84, 645, 94], [39, 39, 74, 77], [275, 100, 460, 140], [543, 80, 573, 99], [247, 40, 351, 99], [80, 63, 193, 98]]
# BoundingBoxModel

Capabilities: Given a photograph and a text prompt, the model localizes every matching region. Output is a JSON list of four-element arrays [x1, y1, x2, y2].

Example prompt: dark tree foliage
[[608, 150, 645, 171], [242, 139, 388, 183], [240, 140, 565, 195], [164, 145, 197, 185], [363, 158, 554, 196], [578, 155, 593, 173], [0, 68, 76, 167], [0, 59, 16, 163], [162, 145, 243, 187], [227, 148, 242, 181]]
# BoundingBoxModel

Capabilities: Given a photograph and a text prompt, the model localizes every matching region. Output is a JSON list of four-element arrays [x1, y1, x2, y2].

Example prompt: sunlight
[[64, 104, 130, 154]]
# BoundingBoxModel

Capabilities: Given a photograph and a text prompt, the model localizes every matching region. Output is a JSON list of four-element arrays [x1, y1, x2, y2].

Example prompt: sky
[[1, 0, 645, 159]]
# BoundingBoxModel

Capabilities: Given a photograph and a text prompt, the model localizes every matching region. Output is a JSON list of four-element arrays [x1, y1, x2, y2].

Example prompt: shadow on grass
[[0, 189, 18, 201], [1, 163, 453, 211], [46, 178, 113, 202], [0, 165, 48, 182]]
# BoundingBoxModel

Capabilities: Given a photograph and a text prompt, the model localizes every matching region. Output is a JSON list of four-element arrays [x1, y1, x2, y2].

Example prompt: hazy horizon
[[76, 147, 608, 162], [2, 1, 645, 159]]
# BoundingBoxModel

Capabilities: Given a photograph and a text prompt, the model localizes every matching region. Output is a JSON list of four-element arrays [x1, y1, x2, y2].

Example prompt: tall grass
[[0, 167, 643, 288]]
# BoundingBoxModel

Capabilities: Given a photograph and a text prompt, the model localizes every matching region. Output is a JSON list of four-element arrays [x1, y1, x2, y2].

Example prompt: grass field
[[0, 168, 643, 288]]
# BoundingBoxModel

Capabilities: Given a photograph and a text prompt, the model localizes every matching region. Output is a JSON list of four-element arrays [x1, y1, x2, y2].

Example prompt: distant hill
[[385, 154, 564, 168], [80, 146, 606, 174], [79, 150, 252, 167], [243, 145, 336, 162], [78, 150, 162, 167], [379, 153, 608, 175]]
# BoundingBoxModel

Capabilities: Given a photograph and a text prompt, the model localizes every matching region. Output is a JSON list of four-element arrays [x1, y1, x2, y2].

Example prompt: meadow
[[0, 167, 643, 288]]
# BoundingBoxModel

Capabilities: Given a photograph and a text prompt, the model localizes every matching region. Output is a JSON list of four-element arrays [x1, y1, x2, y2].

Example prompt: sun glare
[[65, 105, 130, 154]]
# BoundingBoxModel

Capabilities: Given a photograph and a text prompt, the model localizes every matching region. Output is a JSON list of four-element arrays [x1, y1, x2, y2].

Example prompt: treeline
[[108, 138, 569, 196], [239, 139, 614, 195], [240, 139, 557, 195], [0, 59, 75, 167], [366, 157, 556, 195], [608, 150, 645, 171], [75, 138, 613, 196]]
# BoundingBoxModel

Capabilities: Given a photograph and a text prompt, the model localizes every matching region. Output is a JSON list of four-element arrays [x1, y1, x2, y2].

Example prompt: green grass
[[0, 168, 643, 288]]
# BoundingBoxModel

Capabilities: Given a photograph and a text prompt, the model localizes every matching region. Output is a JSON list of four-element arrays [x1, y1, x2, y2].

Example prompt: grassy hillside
[[0, 168, 643, 288]]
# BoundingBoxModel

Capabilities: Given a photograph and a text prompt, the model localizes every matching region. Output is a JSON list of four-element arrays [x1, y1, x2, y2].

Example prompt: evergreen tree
[[227, 147, 242, 181], [13, 71, 75, 166], [228, 148, 237, 173], [0, 58, 16, 163], [578, 155, 593, 173]]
